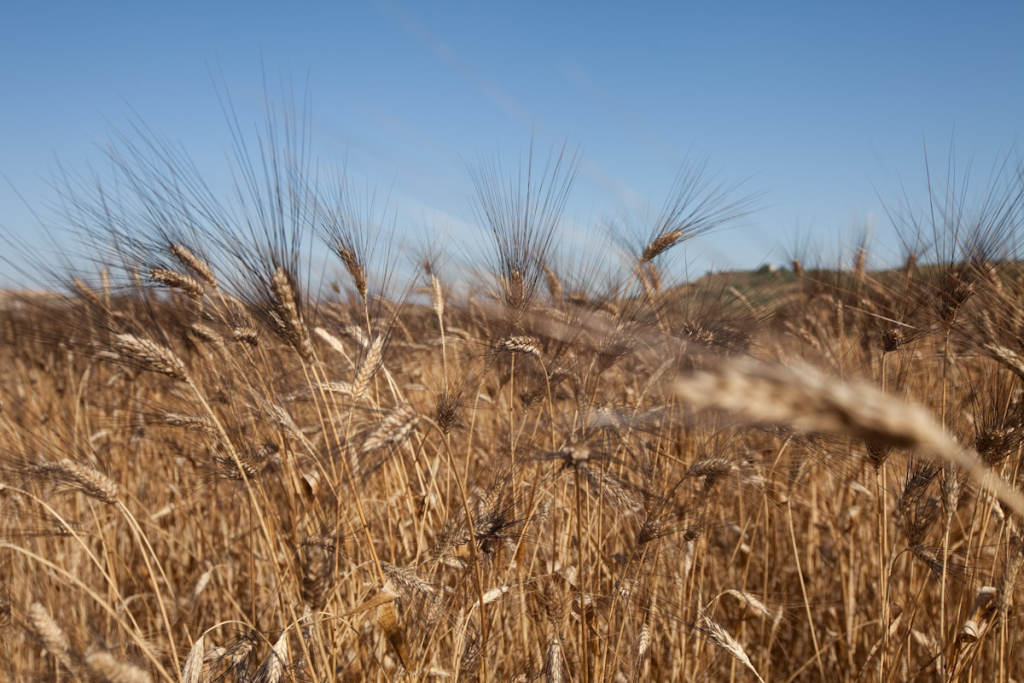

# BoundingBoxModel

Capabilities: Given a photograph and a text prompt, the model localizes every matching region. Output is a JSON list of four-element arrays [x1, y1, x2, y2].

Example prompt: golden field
[[2, 134, 1024, 683]]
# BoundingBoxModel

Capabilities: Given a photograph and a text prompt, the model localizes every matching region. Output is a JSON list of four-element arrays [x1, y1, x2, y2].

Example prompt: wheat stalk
[[674, 358, 1024, 518]]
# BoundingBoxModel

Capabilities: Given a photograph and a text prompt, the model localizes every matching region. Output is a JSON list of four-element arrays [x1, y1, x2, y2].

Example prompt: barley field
[[2, 124, 1024, 683]]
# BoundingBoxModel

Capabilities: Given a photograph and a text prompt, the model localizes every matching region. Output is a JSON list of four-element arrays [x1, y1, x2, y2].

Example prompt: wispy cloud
[[561, 60, 679, 172], [373, 0, 647, 211]]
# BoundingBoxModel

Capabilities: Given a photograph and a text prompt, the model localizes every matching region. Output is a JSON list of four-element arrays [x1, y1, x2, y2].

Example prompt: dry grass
[[2, 113, 1024, 682]]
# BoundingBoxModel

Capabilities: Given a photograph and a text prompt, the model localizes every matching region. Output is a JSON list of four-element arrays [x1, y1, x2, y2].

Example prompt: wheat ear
[[28, 602, 74, 671], [170, 243, 217, 288], [86, 651, 153, 683]]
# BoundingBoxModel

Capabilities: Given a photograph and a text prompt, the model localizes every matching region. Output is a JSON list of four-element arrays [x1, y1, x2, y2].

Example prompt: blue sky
[[2, 1, 1022, 284]]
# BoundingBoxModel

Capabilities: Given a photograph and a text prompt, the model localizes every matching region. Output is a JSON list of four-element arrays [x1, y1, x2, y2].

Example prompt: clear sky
[[2, 1, 1022, 284]]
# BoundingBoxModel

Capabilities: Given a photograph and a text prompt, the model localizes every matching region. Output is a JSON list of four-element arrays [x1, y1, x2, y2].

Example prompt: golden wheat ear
[[698, 609, 766, 683], [28, 602, 74, 672]]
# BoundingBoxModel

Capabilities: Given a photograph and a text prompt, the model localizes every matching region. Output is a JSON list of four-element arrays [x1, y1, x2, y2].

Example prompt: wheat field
[[2, 121, 1024, 682]]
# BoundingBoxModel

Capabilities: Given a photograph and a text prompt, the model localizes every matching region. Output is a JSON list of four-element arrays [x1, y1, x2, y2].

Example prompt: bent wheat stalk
[[674, 359, 1024, 518]]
